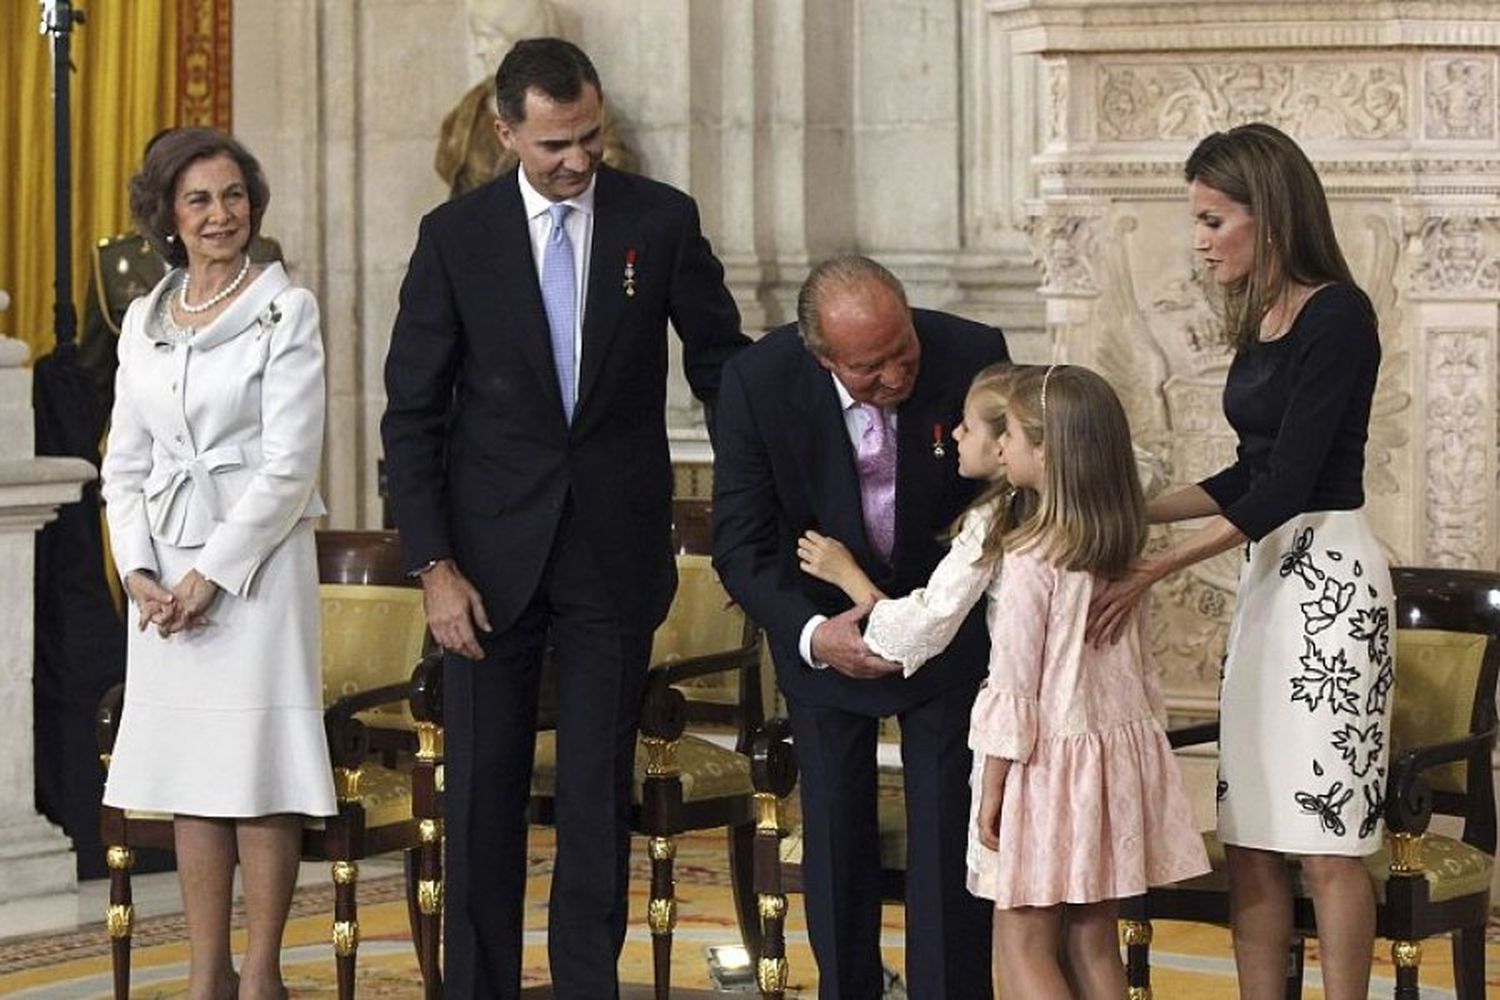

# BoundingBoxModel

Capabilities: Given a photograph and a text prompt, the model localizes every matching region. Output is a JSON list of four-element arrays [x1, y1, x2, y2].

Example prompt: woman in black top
[[1090, 123, 1392, 1000]]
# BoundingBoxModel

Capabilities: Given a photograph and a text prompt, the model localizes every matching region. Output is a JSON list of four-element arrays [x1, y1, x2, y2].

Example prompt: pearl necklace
[[179, 255, 251, 314]]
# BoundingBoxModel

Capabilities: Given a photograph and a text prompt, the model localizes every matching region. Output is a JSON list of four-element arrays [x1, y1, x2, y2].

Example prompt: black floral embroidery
[[1295, 781, 1353, 837], [1330, 720, 1385, 778], [1359, 781, 1384, 839], [1365, 655, 1395, 717], [1278, 527, 1322, 589], [1290, 639, 1361, 715], [1347, 604, 1390, 662], [1300, 577, 1356, 635]]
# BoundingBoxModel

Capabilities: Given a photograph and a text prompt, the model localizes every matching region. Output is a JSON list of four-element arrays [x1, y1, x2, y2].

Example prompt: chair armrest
[[408, 652, 443, 725], [655, 640, 761, 686], [639, 669, 687, 742], [1384, 725, 1498, 835], [1165, 720, 1220, 750], [327, 679, 418, 720], [749, 716, 797, 799], [323, 675, 424, 764], [639, 636, 763, 740], [95, 682, 126, 758]]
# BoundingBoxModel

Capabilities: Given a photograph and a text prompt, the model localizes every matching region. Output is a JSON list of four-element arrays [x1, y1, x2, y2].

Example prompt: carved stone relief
[[1024, 204, 1102, 295], [1423, 56, 1495, 141], [1403, 214, 1500, 298], [1096, 60, 1408, 142], [1046, 60, 1067, 145], [1424, 328, 1495, 568]]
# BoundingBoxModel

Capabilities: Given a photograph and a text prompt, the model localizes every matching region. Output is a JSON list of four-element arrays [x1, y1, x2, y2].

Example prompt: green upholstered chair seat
[[1171, 831, 1493, 905], [531, 731, 753, 804], [780, 795, 908, 872]]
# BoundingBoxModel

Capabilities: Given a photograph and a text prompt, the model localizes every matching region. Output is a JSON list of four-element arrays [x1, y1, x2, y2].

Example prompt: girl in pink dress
[[799, 363, 1208, 997]]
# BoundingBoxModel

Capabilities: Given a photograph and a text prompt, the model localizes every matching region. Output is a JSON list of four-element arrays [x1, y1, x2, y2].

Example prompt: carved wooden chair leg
[[403, 849, 424, 973], [105, 844, 134, 1000], [411, 717, 445, 999], [1284, 936, 1305, 1000], [728, 821, 764, 961], [1121, 914, 1152, 999], [1392, 939, 1422, 1000], [753, 792, 789, 1000], [417, 820, 445, 1000], [647, 834, 678, 1000], [639, 729, 683, 1000], [331, 860, 360, 1000], [1387, 830, 1427, 1000], [1452, 924, 1486, 1000]]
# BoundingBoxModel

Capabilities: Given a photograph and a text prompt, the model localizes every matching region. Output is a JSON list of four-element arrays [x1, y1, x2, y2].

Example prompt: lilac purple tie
[[541, 202, 577, 423], [854, 402, 896, 562]]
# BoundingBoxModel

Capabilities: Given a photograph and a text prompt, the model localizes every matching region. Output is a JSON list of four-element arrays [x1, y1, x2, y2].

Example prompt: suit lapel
[[577, 168, 637, 415], [480, 173, 567, 420], [894, 331, 962, 560]]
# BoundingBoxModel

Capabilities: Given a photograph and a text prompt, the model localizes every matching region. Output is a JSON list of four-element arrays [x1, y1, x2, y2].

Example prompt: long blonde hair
[[956, 364, 1032, 566], [964, 364, 1145, 579]]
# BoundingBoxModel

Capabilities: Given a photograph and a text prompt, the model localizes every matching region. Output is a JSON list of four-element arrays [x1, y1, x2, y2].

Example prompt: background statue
[[435, 0, 638, 199]]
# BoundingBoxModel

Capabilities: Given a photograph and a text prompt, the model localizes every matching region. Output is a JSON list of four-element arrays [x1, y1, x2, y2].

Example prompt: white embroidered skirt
[[1217, 509, 1394, 856]]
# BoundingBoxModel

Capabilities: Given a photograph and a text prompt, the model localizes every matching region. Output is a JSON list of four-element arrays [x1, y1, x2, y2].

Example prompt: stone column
[[992, 0, 1500, 712], [0, 333, 95, 932]]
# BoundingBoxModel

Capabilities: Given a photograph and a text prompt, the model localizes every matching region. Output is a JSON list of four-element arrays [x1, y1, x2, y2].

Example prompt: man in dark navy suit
[[713, 256, 1007, 999], [381, 38, 748, 999]]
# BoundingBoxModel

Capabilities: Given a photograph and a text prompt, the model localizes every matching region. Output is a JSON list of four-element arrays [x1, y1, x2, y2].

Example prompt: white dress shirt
[[519, 169, 595, 375], [799, 374, 898, 668]]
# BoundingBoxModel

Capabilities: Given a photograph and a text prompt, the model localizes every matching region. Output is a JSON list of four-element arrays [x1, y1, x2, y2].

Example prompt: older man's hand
[[810, 600, 903, 679]]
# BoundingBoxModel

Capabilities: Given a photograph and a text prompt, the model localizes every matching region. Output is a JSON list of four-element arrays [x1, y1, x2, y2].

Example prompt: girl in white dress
[[800, 364, 1207, 998], [101, 128, 334, 1000]]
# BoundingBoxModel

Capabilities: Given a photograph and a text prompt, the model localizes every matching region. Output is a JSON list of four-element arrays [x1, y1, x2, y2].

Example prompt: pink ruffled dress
[[863, 506, 1209, 908]]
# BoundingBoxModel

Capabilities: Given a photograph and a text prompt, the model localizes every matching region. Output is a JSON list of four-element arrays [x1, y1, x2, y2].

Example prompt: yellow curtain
[[0, 3, 178, 359]]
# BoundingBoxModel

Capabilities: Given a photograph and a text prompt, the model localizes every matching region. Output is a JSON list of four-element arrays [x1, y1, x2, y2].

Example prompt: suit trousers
[[787, 677, 993, 1000], [444, 497, 653, 999]]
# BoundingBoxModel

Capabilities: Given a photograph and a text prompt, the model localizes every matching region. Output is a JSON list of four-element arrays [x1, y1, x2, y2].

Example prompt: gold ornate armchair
[[1121, 566, 1500, 1000], [405, 498, 768, 999], [95, 530, 443, 1000]]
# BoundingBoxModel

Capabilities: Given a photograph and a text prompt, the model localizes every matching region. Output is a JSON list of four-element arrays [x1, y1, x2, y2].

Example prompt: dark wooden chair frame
[[95, 530, 443, 1000], [1120, 566, 1500, 1000], [747, 721, 912, 999]]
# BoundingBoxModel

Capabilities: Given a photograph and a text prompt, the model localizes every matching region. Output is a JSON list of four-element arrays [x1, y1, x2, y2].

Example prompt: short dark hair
[[796, 255, 910, 356], [128, 127, 270, 267], [494, 37, 602, 124]]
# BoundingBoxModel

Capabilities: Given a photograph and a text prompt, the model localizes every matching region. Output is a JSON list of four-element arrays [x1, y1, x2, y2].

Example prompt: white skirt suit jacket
[[100, 262, 336, 817]]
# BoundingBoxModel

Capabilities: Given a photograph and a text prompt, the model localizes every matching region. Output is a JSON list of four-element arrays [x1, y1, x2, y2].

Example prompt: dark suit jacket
[[382, 165, 747, 633], [712, 311, 1009, 716]]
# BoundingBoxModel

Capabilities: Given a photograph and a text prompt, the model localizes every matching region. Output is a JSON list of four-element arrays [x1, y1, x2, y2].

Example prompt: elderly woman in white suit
[[101, 127, 334, 1000]]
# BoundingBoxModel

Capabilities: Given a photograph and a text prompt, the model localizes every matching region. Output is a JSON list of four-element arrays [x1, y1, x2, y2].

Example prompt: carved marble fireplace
[[989, 1, 1500, 712]]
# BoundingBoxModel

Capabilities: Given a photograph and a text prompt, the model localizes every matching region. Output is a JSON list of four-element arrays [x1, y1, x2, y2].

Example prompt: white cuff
[[799, 614, 830, 670]]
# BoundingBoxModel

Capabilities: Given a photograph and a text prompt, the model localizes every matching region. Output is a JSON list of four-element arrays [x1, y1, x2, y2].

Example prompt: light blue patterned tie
[[541, 202, 577, 423]]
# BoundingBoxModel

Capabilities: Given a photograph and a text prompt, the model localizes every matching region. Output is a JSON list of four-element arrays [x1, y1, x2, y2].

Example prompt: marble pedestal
[[0, 336, 96, 932]]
